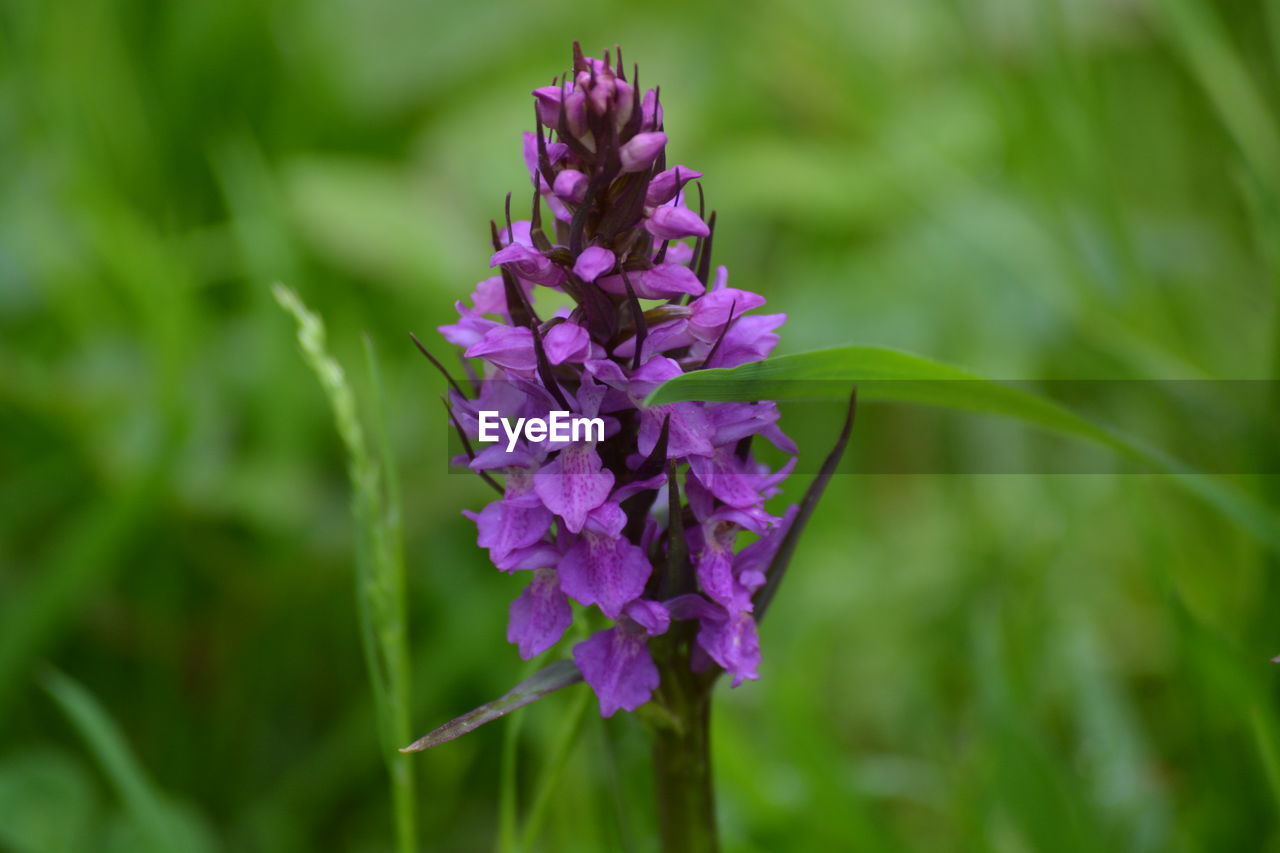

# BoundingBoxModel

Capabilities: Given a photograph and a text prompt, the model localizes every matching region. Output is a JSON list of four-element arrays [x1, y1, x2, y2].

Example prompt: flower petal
[[543, 321, 590, 365], [646, 165, 703, 206], [508, 568, 572, 659], [696, 607, 761, 687], [558, 532, 651, 618], [645, 205, 710, 240], [533, 445, 614, 533], [573, 627, 660, 717], [573, 246, 615, 283], [620, 132, 667, 173]]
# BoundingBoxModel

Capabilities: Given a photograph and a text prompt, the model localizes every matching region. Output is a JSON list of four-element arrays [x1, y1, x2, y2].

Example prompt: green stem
[[650, 636, 719, 853]]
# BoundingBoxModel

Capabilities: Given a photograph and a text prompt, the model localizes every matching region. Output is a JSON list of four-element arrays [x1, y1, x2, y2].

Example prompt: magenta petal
[[508, 568, 572, 659], [664, 593, 716, 622], [533, 445, 614, 533], [465, 325, 537, 372], [612, 319, 694, 362], [583, 500, 627, 537], [697, 609, 761, 687], [465, 495, 553, 570], [688, 287, 768, 343], [439, 302, 499, 349], [639, 403, 715, 459], [558, 533, 651, 618], [707, 402, 781, 447], [640, 264, 704, 298], [645, 206, 710, 240], [490, 243, 535, 267], [619, 132, 667, 173], [641, 88, 662, 130], [563, 91, 587, 137], [490, 242, 565, 287], [503, 542, 562, 572], [702, 313, 786, 368], [583, 358, 629, 390], [695, 534, 739, 608], [553, 169, 588, 204], [646, 165, 703, 206], [532, 86, 564, 127], [734, 505, 798, 580], [627, 356, 683, 397], [661, 242, 695, 266], [624, 599, 670, 636], [573, 246, 616, 283], [688, 449, 766, 509], [573, 628, 660, 717], [611, 472, 667, 503], [522, 133, 566, 187], [543, 321, 590, 365]]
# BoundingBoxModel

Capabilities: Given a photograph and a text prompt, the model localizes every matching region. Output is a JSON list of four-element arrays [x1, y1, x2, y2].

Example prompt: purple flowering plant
[[403, 44, 855, 850], [273, 40, 1280, 853]]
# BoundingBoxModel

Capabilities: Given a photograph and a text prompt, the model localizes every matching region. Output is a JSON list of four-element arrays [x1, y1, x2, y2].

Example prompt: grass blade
[[274, 285, 417, 853], [518, 686, 592, 851], [41, 668, 214, 853]]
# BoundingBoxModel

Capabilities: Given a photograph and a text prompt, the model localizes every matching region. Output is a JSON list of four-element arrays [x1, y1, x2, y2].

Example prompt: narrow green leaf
[[274, 286, 416, 853], [40, 668, 214, 853], [1250, 705, 1280, 814], [755, 389, 856, 623], [518, 685, 592, 851], [647, 346, 1280, 554], [41, 668, 169, 843], [647, 346, 1121, 451], [401, 661, 584, 753]]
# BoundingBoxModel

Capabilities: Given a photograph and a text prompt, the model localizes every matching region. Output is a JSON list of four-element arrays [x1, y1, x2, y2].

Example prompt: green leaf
[[401, 660, 584, 753], [0, 749, 98, 853], [40, 669, 216, 853], [274, 286, 417, 853], [756, 390, 857, 623], [647, 346, 1280, 554]]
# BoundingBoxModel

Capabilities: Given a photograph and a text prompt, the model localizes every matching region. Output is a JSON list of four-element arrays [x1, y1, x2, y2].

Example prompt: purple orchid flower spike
[[433, 41, 804, 713], [409, 43, 858, 853]]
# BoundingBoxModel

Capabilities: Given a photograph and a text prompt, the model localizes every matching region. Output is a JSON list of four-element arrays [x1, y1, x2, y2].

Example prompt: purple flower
[[558, 503, 652, 618], [573, 246, 615, 282], [463, 468, 553, 570], [465, 325, 536, 373], [534, 444, 614, 533], [647, 165, 703, 206], [438, 44, 798, 716], [543, 321, 592, 365], [508, 567, 572, 659], [697, 606, 761, 686], [620, 132, 668, 173], [491, 243, 566, 287], [645, 205, 711, 241], [573, 600, 669, 717], [688, 287, 768, 343], [553, 169, 589, 204]]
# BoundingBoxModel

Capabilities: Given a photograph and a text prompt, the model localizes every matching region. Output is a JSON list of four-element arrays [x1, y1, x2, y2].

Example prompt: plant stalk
[[651, 636, 719, 853]]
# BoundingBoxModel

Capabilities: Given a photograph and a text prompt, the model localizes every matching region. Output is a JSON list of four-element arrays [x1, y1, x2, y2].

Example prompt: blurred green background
[[3, 0, 1280, 850]]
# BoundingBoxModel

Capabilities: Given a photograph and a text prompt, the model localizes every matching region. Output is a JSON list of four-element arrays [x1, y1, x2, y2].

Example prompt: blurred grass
[[2, 0, 1279, 851], [274, 287, 416, 852]]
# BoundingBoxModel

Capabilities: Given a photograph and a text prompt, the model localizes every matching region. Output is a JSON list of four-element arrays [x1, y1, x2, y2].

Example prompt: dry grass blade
[[401, 660, 583, 752]]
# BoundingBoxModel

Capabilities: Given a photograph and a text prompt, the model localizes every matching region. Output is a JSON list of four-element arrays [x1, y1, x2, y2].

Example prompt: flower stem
[[650, 638, 719, 853]]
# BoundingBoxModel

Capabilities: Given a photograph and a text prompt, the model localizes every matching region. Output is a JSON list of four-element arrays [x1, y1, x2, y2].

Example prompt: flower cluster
[[438, 45, 796, 717]]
